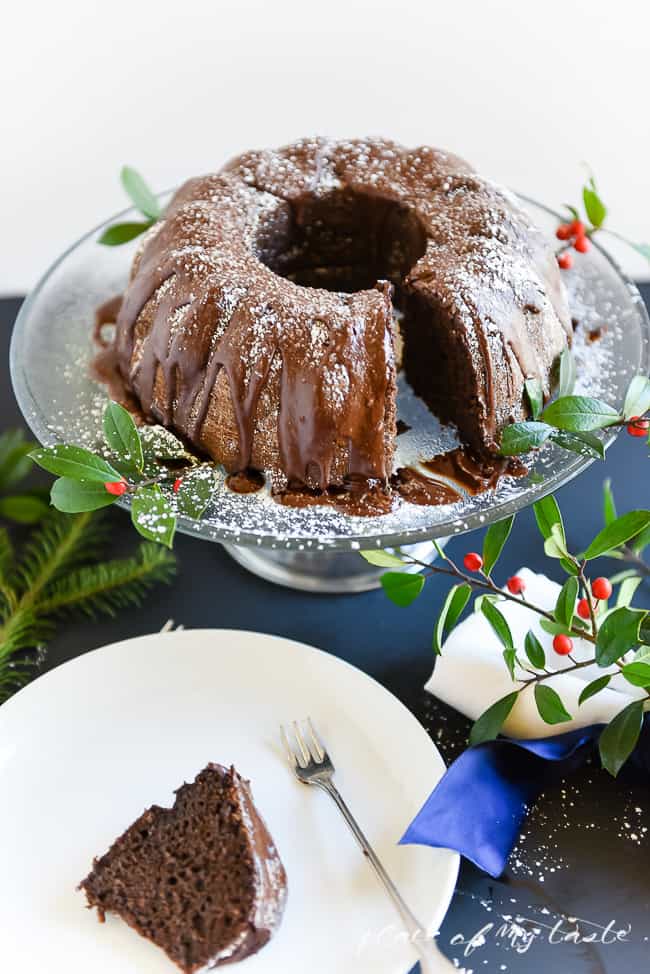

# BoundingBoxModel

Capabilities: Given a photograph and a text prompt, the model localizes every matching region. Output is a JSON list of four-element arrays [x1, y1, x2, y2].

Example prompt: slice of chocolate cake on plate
[[79, 763, 287, 971]]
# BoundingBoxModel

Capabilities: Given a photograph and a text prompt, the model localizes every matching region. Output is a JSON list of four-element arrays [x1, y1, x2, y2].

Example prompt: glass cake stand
[[10, 196, 650, 592]]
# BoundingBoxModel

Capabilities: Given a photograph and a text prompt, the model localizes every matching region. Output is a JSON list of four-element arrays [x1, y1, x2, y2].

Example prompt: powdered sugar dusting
[[11, 187, 648, 551]]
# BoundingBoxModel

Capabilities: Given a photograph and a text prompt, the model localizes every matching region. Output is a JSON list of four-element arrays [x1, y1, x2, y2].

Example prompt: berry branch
[[553, 170, 650, 272], [500, 364, 650, 459], [29, 402, 220, 549], [361, 487, 650, 776]]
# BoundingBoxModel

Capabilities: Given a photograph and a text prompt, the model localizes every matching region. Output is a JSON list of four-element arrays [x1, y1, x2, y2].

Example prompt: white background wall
[[3, 0, 649, 294]]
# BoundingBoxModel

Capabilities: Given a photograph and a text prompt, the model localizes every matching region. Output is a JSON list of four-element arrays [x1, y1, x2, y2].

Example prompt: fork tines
[[281, 718, 326, 769]]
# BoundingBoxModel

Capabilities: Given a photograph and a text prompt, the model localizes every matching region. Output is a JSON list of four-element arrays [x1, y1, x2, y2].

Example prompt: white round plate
[[0, 629, 458, 974]]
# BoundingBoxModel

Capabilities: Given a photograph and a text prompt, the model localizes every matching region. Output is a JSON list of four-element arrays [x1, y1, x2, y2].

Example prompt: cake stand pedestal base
[[221, 539, 446, 593]]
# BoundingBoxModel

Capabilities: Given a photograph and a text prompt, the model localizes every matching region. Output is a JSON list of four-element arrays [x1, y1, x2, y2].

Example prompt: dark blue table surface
[[2, 292, 649, 973]]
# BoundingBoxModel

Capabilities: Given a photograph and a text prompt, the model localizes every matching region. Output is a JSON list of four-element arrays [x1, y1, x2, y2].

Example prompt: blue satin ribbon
[[400, 716, 650, 878]]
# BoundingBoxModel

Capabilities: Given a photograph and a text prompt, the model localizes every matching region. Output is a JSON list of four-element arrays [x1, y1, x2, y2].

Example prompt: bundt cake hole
[[256, 187, 484, 451], [257, 189, 427, 294]]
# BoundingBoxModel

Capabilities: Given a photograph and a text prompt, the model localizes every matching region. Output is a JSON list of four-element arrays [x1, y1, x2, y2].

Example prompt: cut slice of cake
[[79, 764, 287, 972]]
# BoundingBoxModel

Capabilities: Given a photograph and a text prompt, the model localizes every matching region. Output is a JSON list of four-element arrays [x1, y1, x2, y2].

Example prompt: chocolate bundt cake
[[79, 764, 287, 971], [99, 138, 571, 496]]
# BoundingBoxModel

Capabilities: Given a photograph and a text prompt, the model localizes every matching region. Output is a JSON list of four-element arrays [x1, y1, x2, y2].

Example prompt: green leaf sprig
[[555, 168, 650, 270], [361, 482, 650, 777], [500, 363, 649, 460], [98, 167, 162, 246], [29, 401, 219, 549]]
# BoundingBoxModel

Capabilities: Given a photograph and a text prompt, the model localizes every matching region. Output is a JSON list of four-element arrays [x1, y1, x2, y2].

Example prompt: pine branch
[[0, 527, 16, 613], [10, 510, 110, 601], [0, 527, 12, 580], [0, 607, 52, 665], [0, 510, 176, 703], [38, 543, 176, 618]]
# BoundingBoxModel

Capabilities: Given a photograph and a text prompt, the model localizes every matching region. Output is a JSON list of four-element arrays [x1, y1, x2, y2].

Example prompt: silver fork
[[281, 718, 458, 974]]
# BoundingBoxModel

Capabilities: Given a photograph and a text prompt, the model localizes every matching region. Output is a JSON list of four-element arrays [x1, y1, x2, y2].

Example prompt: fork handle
[[319, 780, 457, 974]]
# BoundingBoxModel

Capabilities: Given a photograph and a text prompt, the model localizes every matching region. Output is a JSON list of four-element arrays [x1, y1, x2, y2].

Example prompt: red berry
[[574, 235, 591, 253], [556, 224, 572, 241], [557, 252, 573, 270], [463, 552, 483, 572], [569, 219, 585, 237], [104, 480, 127, 496], [553, 634, 573, 656], [591, 577, 613, 601], [506, 575, 526, 594], [577, 597, 592, 620], [173, 477, 183, 493], [627, 416, 649, 437]]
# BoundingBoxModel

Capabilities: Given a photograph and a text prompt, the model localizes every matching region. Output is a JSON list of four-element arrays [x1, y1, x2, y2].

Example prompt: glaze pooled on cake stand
[[10, 196, 649, 591]]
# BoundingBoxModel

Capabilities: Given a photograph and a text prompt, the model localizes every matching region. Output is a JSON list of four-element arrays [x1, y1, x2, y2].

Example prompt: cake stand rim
[[10, 192, 650, 552]]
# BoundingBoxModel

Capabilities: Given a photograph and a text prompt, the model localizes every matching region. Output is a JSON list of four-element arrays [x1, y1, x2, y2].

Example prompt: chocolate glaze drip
[[93, 137, 571, 507], [276, 477, 394, 516], [392, 467, 462, 506], [422, 447, 527, 494], [225, 469, 266, 494]]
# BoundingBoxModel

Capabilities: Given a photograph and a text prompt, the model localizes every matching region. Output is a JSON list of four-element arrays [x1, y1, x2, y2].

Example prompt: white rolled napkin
[[426, 567, 645, 738]]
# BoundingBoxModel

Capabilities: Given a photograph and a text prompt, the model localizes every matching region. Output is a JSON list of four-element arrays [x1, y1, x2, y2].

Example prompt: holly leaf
[[540, 618, 585, 637], [482, 515, 514, 575], [380, 572, 425, 607], [617, 576, 642, 608], [555, 576, 579, 628], [534, 494, 566, 543], [582, 511, 650, 560], [595, 606, 647, 666], [433, 583, 471, 654], [534, 684, 572, 724], [499, 421, 552, 455], [481, 600, 514, 652], [542, 396, 621, 432], [579, 674, 611, 705], [524, 630, 546, 669], [120, 166, 162, 220], [0, 494, 49, 524], [131, 485, 176, 548], [544, 522, 571, 561], [103, 402, 144, 473], [602, 479, 617, 526], [174, 467, 217, 519], [98, 221, 155, 246], [50, 477, 119, 513], [623, 375, 650, 421], [524, 378, 544, 420], [620, 661, 650, 688], [599, 700, 643, 776], [631, 522, 650, 554], [550, 429, 605, 460], [583, 181, 607, 229], [30, 445, 121, 483], [502, 648, 517, 680], [557, 348, 577, 399], [360, 550, 407, 568], [473, 593, 499, 613], [469, 691, 519, 746]]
